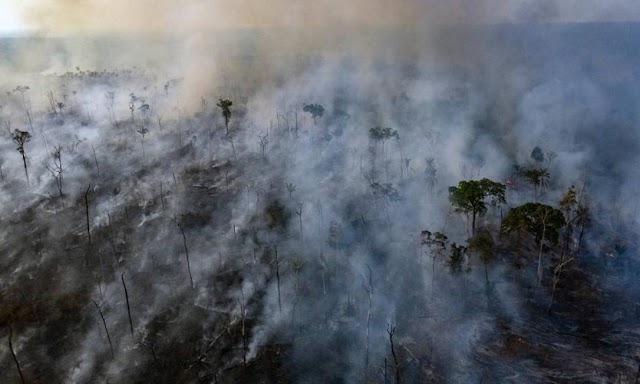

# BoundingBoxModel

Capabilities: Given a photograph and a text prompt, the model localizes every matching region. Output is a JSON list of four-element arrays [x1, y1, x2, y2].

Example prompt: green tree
[[448, 179, 506, 235], [501, 202, 565, 286], [303, 103, 324, 125], [369, 126, 399, 148], [217, 99, 233, 134]]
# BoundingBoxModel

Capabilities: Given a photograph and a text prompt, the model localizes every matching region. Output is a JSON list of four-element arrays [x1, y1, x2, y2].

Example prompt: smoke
[[1, 1, 640, 383]]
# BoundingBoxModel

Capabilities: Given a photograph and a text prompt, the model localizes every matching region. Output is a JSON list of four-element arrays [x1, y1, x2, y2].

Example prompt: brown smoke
[[22, 0, 640, 36], [15, 0, 640, 110]]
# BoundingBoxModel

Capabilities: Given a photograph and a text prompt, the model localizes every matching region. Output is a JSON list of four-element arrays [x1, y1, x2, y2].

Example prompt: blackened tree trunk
[[8, 327, 26, 384], [85, 185, 92, 246], [275, 245, 282, 314], [171, 217, 194, 288], [93, 300, 115, 359], [21, 152, 29, 184], [387, 324, 401, 384], [121, 273, 134, 339]]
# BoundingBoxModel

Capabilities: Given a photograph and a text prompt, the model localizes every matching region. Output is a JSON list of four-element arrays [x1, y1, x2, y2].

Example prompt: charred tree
[[93, 300, 115, 359], [121, 273, 134, 339], [85, 185, 92, 246], [387, 323, 401, 384], [171, 216, 194, 289], [8, 327, 26, 384]]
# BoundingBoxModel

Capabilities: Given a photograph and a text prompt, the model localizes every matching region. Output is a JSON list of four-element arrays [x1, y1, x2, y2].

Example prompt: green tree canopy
[[448, 178, 506, 235], [369, 126, 399, 143], [303, 103, 325, 125], [501, 202, 565, 285]]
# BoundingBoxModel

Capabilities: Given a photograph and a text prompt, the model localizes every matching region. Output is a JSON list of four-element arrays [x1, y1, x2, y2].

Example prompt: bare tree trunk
[[160, 182, 165, 212], [25, 110, 33, 134], [121, 273, 134, 339], [91, 144, 100, 177], [384, 357, 388, 384], [239, 289, 247, 364], [387, 324, 401, 384], [21, 152, 29, 184], [472, 210, 477, 236], [8, 327, 26, 384], [93, 300, 115, 359], [431, 256, 436, 297], [275, 246, 282, 315], [85, 185, 92, 246], [577, 222, 586, 253], [537, 218, 548, 287], [295, 203, 303, 243], [171, 218, 194, 289], [364, 265, 373, 368], [547, 258, 573, 313]]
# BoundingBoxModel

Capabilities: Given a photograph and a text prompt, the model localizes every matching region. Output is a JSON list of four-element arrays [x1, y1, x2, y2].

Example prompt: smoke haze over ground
[[1, 1, 640, 383]]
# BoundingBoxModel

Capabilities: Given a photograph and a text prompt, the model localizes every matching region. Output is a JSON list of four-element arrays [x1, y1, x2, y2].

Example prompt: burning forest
[[1, 1, 640, 383]]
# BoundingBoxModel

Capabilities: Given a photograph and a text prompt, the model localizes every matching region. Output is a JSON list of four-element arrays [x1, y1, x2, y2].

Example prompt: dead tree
[[106, 91, 118, 128], [121, 273, 134, 339], [387, 323, 401, 384], [137, 126, 149, 159], [294, 203, 303, 243], [171, 216, 194, 288], [160, 181, 166, 212], [85, 185, 92, 246], [11, 129, 31, 184], [8, 327, 26, 384], [47, 90, 57, 115], [93, 300, 115, 359], [285, 182, 296, 198], [547, 257, 574, 313], [225, 134, 237, 161], [258, 132, 269, 160], [43, 144, 64, 197], [0, 156, 4, 181], [14, 86, 33, 133], [383, 357, 388, 384], [91, 144, 100, 177], [363, 265, 373, 368], [238, 289, 248, 364], [274, 245, 282, 314], [129, 93, 137, 122], [57, 101, 65, 117]]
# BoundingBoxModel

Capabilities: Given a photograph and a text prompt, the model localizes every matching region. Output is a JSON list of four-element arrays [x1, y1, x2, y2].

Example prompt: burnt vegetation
[[1, 23, 640, 384]]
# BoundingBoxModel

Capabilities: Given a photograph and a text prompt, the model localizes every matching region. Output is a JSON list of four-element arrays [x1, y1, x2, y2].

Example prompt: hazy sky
[[3, 0, 640, 35]]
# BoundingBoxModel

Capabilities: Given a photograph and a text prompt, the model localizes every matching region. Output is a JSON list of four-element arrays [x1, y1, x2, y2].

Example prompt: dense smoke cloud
[[1, 1, 640, 383], [20, 0, 640, 35]]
